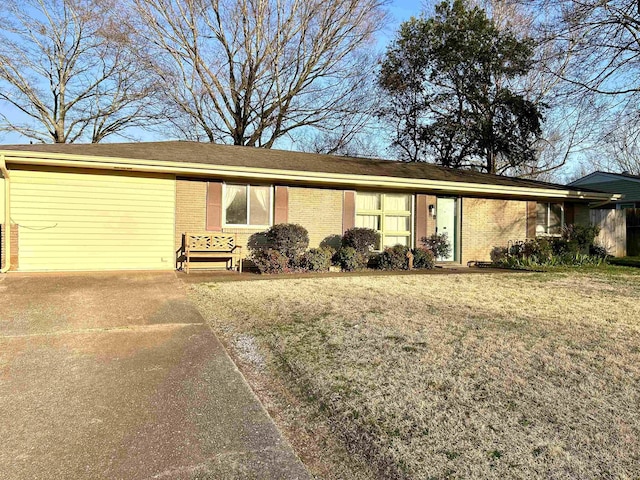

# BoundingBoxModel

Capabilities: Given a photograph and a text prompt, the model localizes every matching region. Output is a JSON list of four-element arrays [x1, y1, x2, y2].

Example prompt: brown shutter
[[415, 194, 428, 246], [564, 202, 575, 226], [343, 190, 356, 233], [273, 186, 289, 224], [206, 181, 223, 231], [526, 201, 537, 238]]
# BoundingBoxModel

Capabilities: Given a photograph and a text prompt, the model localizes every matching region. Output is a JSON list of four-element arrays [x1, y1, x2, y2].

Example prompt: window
[[536, 202, 563, 235], [224, 184, 272, 227], [618, 203, 637, 210], [355, 192, 412, 248]]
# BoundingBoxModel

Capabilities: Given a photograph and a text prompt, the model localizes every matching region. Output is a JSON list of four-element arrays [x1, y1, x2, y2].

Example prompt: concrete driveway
[[0, 272, 309, 480]]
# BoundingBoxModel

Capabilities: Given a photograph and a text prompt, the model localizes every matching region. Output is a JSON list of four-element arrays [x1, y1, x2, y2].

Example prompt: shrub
[[265, 223, 309, 264], [251, 249, 290, 274], [522, 237, 554, 262], [490, 246, 508, 263], [589, 243, 609, 258], [367, 252, 382, 269], [421, 233, 451, 260], [412, 247, 435, 269], [319, 234, 342, 252], [562, 224, 601, 254], [300, 248, 332, 272], [378, 245, 410, 270], [493, 233, 609, 269], [248, 223, 309, 271], [336, 246, 367, 272], [342, 227, 380, 255]]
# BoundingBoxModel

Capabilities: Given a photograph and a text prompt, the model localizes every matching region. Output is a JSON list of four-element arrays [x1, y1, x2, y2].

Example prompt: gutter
[[0, 154, 10, 273], [0, 150, 622, 203], [589, 198, 618, 209]]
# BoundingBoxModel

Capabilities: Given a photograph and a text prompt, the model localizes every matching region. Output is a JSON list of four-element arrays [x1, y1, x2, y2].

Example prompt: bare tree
[[131, 0, 388, 148], [580, 115, 640, 175], [470, 0, 608, 179], [503, 0, 640, 177], [0, 0, 161, 143]]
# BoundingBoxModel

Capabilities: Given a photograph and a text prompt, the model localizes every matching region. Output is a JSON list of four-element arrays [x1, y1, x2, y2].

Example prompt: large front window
[[224, 184, 272, 227], [356, 192, 412, 248], [536, 202, 563, 235]]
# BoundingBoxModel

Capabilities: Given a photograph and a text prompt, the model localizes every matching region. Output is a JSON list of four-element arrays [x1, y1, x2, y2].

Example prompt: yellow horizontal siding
[[11, 169, 176, 271], [15, 212, 175, 221], [13, 186, 172, 200], [0, 177, 5, 223]]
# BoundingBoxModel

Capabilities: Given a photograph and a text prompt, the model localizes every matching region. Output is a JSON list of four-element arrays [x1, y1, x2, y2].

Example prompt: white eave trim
[[0, 149, 621, 202]]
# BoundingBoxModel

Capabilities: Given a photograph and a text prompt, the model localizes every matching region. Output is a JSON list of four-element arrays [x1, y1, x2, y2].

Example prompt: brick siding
[[573, 203, 590, 226], [424, 195, 437, 242], [0, 223, 19, 271], [288, 187, 344, 248], [175, 179, 207, 254], [461, 198, 527, 264], [173, 180, 563, 268]]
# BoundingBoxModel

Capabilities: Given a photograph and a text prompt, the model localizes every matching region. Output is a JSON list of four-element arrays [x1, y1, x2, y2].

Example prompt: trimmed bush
[[378, 245, 410, 270], [265, 223, 309, 264], [342, 227, 380, 255], [412, 247, 435, 269], [248, 223, 309, 272], [320, 234, 342, 252], [336, 246, 367, 272], [421, 233, 451, 260], [251, 249, 290, 274], [300, 248, 332, 272]]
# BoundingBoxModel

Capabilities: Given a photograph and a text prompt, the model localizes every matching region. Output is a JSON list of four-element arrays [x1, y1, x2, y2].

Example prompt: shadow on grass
[[610, 257, 640, 268]]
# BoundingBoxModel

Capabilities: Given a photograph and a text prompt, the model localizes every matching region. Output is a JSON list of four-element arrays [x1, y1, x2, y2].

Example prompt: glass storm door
[[436, 197, 457, 261]]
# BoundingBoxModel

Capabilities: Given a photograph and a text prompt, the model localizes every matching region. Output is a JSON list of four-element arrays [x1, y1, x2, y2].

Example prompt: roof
[[0, 141, 615, 201], [571, 170, 640, 185], [570, 171, 640, 202]]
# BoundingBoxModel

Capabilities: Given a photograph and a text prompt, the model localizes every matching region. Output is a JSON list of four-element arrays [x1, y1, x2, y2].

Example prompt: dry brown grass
[[191, 269, 640, 479]]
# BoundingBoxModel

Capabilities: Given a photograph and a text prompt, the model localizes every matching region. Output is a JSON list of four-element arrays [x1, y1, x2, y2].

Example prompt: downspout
[[0, 154, 10, 273]]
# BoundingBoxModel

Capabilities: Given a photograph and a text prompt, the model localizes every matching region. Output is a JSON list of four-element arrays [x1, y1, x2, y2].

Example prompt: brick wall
[[175, 179, 207, 254], [174, 181, 538, 267], [425, 194, 437, 241], [574, 203, 590, 226], [0, 223, 19, 271], [461, 198, 527, 264], [288, 187, 344, 248]]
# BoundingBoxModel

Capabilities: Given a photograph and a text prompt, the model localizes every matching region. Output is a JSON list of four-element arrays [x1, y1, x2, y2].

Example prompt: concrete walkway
[[0, 272, 310, 480]]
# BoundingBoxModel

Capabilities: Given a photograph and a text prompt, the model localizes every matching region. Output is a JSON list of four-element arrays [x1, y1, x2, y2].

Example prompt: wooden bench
[[184, 233, 243, 273]]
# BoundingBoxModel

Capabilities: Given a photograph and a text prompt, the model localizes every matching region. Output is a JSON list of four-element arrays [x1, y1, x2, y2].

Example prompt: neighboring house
[[0, 142, 618, 272], [570, 171, 640, 209]]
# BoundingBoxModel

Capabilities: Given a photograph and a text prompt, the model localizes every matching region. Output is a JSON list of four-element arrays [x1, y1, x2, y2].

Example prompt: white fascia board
[[1, 150, 621, 202]]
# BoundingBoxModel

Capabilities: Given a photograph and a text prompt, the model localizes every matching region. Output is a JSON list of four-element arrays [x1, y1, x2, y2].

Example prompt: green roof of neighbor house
[[0, 141, 609, 193], [570, 171, 640, 203]]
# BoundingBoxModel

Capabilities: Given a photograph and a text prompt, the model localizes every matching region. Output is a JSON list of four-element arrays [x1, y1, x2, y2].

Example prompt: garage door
[[11, 167, 175, 271]]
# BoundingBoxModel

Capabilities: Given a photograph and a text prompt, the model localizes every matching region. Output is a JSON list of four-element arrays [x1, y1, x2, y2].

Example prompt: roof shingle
[[0, 140, 597, 192]]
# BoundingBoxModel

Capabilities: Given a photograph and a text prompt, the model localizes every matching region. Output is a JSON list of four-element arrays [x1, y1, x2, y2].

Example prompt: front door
[[436, 197, 457, 261]]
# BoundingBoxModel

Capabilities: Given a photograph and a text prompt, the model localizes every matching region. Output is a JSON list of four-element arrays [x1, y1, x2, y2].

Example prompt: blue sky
[[383, 0, 423, 43]]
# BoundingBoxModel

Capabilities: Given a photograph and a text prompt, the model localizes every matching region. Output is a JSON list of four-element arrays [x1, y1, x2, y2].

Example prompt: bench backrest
[[186, 233, 237, 252]]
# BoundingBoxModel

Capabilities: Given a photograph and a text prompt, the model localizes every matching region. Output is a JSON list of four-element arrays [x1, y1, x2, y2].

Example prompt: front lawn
[[191, 268, 640, 479]]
